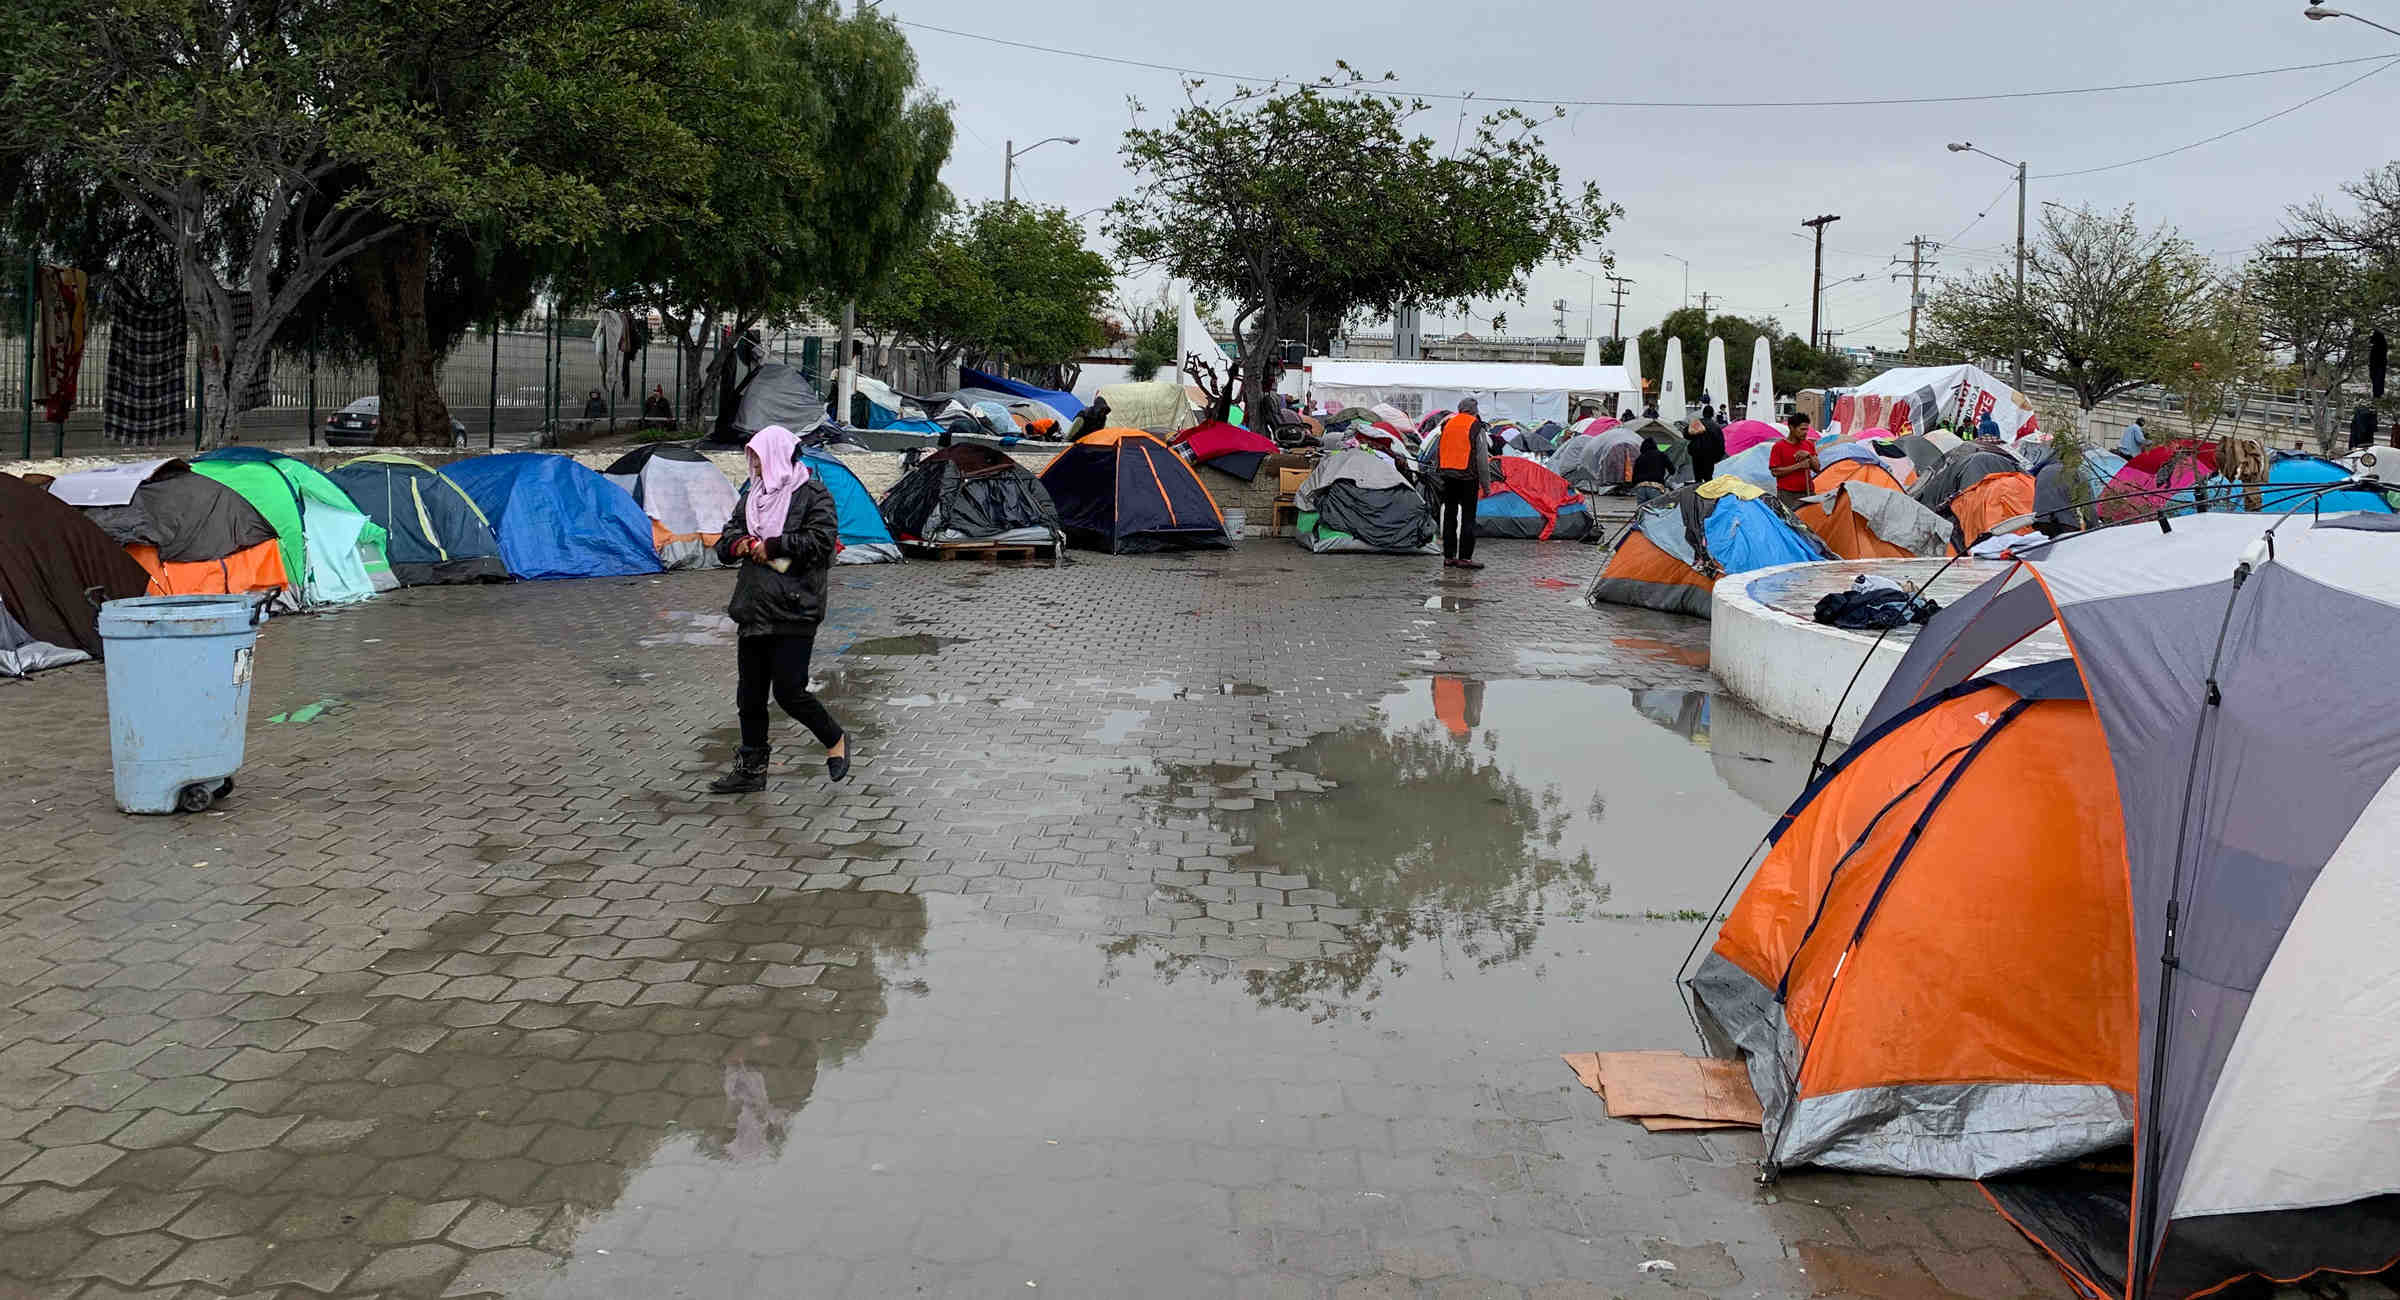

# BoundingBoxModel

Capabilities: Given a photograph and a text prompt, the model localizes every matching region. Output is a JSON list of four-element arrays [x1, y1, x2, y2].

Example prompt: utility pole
[[1605, 275, 1635, 341], [1697, 291, 1715, 323], [1801, 214, 1840, 354], [1890, 236, 1941, 361]]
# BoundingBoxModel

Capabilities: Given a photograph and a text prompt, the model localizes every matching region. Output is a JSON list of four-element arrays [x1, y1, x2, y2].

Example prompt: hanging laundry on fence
[[102, 287, 187, 446]]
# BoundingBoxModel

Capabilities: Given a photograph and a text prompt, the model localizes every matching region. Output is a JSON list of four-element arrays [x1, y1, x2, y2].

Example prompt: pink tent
[[1723, 420, 1783, 455], [2099, 453, 2207, 524]]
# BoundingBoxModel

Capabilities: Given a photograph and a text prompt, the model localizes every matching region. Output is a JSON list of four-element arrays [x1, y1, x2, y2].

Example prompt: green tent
[[192, 448, 394, 605]]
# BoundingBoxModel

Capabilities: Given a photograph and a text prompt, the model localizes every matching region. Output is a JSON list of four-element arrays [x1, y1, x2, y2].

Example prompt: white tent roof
[[1306, 359, 1632, 394]]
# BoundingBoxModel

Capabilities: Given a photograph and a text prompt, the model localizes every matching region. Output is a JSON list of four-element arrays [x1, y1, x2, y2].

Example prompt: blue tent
[[803, 453, 902, 564], [441, 453, 663, 579], [2250, 452, 2393, 514], [958, 366, 1084, 418], [1703, 494, 1827, 570]]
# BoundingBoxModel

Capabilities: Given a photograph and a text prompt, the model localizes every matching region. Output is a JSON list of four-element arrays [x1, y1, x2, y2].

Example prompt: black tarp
[[81, 465, 277, 562], [1314, 481, 1436, 551], [879, 449, 1063, 543], [0, 473, 150, 656]]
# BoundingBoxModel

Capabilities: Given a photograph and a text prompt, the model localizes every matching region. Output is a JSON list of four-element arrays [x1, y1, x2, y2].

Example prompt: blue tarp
[[2252, 453, 2393, 514], [958, 366, 1084, 418], [1704, 496, 1827, 571], [442, 453, 663, 580]]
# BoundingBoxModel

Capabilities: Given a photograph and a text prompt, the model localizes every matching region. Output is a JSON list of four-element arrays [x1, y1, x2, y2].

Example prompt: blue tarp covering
[[2252, 453, 2393, 513], [863, 406, 947, 435], [802, 453, 901, 553], [442, 453, 663, 580], [958, 366, 1084, 418], [1703, 496, 1827, 571]]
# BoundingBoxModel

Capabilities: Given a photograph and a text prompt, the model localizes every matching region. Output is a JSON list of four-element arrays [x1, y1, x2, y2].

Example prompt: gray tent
[[0, 598, 88, 677], [730, 363, 827, 438], [1691, 512, 2400, 1300], [1292, 449, 1436, 554]]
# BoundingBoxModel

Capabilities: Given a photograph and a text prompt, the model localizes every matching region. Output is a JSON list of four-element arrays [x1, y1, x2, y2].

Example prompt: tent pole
[[23, 252, 37, 459]]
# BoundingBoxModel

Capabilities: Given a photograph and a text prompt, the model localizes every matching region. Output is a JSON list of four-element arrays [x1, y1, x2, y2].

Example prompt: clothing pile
[[1812, 573, 1939, 631]]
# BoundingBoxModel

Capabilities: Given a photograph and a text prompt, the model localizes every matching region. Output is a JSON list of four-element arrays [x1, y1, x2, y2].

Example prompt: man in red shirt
[[1768, 412, 1820, 510]]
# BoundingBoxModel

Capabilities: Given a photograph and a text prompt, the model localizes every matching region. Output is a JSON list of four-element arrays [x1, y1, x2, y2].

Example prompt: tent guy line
[[900, 19, 2400, 110]]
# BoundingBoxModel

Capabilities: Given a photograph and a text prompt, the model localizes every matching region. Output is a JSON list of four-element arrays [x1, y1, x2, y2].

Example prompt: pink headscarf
[[743, 425, 810, 539]]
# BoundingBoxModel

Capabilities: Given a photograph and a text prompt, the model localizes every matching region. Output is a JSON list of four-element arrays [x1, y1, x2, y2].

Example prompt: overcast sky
[[891, 0, 2400, 351]]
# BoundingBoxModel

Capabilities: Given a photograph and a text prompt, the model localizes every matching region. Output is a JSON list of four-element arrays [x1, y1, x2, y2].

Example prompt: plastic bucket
[[1223, 507, 1248, 541], [96, 595, 264, 814]]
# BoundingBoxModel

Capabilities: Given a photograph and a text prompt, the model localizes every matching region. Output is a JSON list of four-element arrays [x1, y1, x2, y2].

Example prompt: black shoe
[[710, 746, 769, 794], [826, 747, 852, 783]]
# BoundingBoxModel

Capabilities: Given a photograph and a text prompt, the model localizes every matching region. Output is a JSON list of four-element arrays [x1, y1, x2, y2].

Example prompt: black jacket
[[1688, 424, 1727, 474], [2352, 405, 2379, 448], [717, 478, 840, 635], [1632, 443, 1674, 486]]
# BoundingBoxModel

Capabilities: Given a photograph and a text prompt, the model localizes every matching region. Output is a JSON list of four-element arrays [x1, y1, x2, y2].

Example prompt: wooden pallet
[[899, 539, 1061, 567]]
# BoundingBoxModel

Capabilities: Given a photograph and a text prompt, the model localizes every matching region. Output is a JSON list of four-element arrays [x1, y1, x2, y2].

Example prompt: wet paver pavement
[[0, 540, 2085, 1298]]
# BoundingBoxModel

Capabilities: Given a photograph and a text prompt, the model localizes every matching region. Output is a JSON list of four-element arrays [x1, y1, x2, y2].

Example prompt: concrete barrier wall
[[1709, 564, 1904, 745]]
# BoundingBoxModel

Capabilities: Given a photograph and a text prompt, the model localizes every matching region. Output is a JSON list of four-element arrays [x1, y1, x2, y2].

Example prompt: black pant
[[1438, 477, 1479, 561], [736, 632, 844, 751]]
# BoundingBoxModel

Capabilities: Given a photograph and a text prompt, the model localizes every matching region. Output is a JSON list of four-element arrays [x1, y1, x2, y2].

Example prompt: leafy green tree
[[1, 0, 710, 445], [1924, 205, 2213, 412], [2158, 283, 2266, 440], [1107, 69, 1616, 409], [854, 201, 1112, 381], [585, 0, 951, 429]]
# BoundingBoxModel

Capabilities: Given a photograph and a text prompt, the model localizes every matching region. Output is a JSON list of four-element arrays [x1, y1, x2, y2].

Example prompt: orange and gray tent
[[1793, 481, 1954, 560], [1586, 480, 1828, 617], [1912, 445, 2035, 549], [1809, 443, 1906, 496], [1689, 514, 2400, 1299], [1038, 428, 1229, 553], [48, 458, 286, 599]]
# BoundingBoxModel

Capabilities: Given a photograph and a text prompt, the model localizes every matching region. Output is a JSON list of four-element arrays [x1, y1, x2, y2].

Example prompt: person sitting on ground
[[1631, 436, 1674, 505], [583, 388, 608, 420], [643, 385, 672, 420], [1433, 398, 1492, 571], [1642, 404, 1660, 421], [1619, 408, 1638, 423], [1976, 411, 2003, 443], [1769, 412, 1821, 510]]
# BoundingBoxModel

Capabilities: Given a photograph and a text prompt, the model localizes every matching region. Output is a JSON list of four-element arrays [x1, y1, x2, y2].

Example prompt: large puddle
[[1166, 678, 1818, 922]]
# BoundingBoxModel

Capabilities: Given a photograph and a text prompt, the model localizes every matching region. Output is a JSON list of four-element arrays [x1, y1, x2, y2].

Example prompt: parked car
[[324, 396, 468, 447]]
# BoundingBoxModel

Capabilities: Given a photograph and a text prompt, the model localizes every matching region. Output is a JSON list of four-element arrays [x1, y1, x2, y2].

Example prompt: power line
[[897, 19, 2400, 111], [1946, 178, 2020, 245], [2036, 55, 2400, 179]]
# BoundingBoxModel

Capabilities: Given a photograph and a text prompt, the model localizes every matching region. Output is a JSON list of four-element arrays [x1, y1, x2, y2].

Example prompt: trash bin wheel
[[176, 783, 216, 813]]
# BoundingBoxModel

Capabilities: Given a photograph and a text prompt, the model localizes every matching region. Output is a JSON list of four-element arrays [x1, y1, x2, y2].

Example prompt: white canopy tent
[[1302, 359, 1635, 427]]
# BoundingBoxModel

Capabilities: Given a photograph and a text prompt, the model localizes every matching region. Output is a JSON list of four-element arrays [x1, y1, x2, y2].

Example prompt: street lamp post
[[1662, 253, 1691, 309], [1004, 136, 1080, 204], [2304, 4, 2400, 35], [1947, 141, 2027, 389]]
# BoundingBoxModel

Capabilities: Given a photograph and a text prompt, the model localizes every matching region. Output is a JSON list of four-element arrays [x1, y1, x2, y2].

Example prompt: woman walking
[[709, 425, 851, 793]]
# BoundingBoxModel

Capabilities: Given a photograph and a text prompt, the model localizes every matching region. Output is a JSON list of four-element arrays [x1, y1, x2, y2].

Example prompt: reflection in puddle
[[638, 609, 736, 647], [1087, 709, 1149, 743], [849, 634, 968, 655], [886, 693, 972, 707], [1124, 679, 1182, 701], [1612, 634, 1712, 668], [1112, 677, 1818, 1018], [1627, 688, 1834, 814], [1422, 594, 1482, 611]]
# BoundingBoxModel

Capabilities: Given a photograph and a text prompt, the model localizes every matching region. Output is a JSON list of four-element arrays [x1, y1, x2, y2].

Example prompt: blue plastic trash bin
[[97, 595, 265, 814]]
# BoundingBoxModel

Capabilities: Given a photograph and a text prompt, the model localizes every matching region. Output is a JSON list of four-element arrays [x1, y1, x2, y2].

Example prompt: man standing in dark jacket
[[709, 425, 851, 793], [1688, 405, 1726, 483]]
